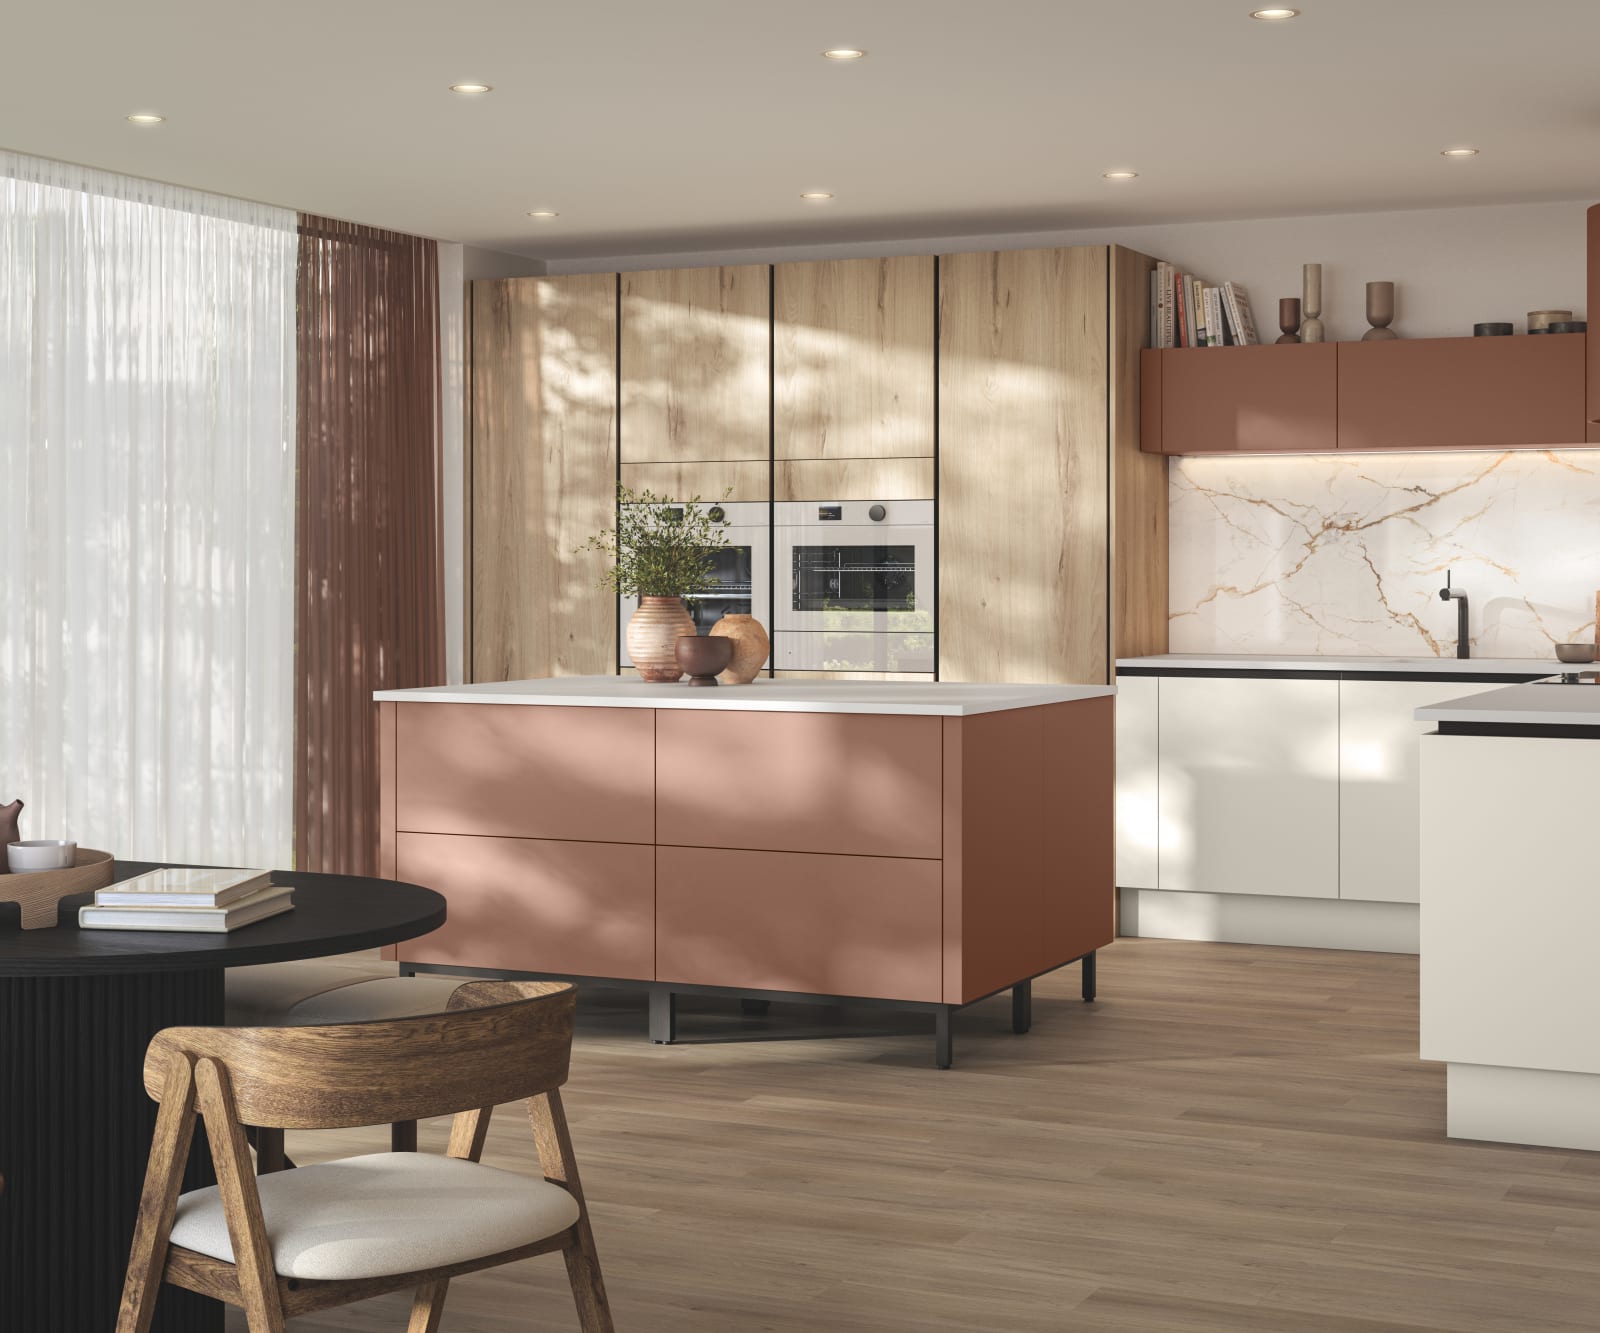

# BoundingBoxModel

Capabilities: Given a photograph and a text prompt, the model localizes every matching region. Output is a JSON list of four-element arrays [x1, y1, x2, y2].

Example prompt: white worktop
[[374, 677, 1115, 717], [1416, 678, 1600, 727], [1117, 653, 1557, 676]]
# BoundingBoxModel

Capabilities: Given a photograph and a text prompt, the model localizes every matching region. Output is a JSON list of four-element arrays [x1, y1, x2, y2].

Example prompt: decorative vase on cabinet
[[626, 597, 696, 682], [709, 614, 770, 684]]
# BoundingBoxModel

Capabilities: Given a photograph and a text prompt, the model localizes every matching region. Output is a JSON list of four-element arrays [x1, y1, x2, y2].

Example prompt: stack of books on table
[[79, 867, 293, 932]]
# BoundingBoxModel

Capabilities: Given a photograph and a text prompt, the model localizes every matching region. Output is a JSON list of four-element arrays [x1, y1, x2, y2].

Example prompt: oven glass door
[[777, 526, 933, 634]]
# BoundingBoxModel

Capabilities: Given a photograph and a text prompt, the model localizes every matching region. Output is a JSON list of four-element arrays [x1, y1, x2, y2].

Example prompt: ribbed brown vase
[[626, 597, 695, 682], [708, 614, 771, 684]]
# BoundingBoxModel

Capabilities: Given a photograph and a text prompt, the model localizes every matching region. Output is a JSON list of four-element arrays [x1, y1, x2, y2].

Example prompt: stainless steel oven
[[773, 500, 935, 673], [619, 499, 771, 668]]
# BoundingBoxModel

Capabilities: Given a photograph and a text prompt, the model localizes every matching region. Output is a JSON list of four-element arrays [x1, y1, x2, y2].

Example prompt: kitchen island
[[1417, 677, 1600, 1148], [373, 677, 1115, 1066]]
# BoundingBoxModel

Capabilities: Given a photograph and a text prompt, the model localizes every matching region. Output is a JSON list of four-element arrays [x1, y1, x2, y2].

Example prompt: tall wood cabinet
[[774, 255, 935, 501], [939, 245, 1164, 684], [471, 274, 618, 681]]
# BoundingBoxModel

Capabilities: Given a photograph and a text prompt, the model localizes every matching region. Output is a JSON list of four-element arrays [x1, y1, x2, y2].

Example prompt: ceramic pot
[[708, 614, 771, 684], [626, 597, 695, 682], [675, 634, 735, 687]]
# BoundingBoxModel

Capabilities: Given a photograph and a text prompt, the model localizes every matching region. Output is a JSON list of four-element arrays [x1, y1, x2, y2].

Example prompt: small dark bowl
[[1473, 322, 1513, 337], [1554, 643, 1598, 665], [1549, 321, 1587, 334], [675, 634, 734, 685]]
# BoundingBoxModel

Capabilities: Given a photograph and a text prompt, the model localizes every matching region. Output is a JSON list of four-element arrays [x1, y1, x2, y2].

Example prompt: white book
[[80, 884, 294, 933], [1223, 281, 1259, 345], [94, 866, 272, 908]]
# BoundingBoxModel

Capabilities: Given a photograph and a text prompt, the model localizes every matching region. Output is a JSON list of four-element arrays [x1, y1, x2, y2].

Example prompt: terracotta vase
[[708, 614, 771, 685], [0, 799, 21, 876], [626, 597, 695, 682]]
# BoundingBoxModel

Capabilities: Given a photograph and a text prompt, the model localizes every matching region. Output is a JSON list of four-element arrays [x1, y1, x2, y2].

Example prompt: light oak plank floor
[[222, 939, 1600, 1332]]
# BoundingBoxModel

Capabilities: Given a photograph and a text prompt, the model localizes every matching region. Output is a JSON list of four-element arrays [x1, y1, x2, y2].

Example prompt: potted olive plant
[[581, 486, 730, 682]]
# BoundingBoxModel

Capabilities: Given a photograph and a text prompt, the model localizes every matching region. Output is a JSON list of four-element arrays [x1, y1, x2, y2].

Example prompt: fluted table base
[[0, 969, 223, 1332]]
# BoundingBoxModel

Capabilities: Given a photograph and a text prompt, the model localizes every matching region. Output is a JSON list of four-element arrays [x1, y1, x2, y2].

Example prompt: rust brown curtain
[[295, 216, 444, 874]]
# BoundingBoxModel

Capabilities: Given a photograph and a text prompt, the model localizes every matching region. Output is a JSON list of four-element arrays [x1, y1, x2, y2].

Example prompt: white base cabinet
[[1113, 676, 1158, 891], [1155, 676, 1340, 899]]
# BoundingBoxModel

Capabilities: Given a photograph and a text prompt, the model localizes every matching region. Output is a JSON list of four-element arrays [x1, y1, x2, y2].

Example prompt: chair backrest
[[141, 979, 574, 1130]]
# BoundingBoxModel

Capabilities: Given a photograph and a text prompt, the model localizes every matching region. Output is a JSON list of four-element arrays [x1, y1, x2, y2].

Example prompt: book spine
[[1162, 264, 1176, 349], [1150, 270, 1160, 348], [1229, 283, 1259, 346], [1173, 274, 1187, 347]]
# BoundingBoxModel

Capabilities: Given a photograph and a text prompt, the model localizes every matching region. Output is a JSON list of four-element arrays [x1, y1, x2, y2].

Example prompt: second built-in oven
[[619, 499, 771, 669], [774, 500, 935, 673]]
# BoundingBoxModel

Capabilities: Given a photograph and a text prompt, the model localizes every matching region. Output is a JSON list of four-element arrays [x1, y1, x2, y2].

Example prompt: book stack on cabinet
[[1150, 262, 1258, 348]]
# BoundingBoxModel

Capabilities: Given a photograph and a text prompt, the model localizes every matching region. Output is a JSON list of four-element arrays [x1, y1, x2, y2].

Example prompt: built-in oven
[[773, 500, 935, 673], [619, 500, 770, 669]]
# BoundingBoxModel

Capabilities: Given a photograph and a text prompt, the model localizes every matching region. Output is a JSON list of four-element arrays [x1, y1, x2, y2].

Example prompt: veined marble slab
[[374, 677, 1114, 717], [1170, 451, 1600, 658]]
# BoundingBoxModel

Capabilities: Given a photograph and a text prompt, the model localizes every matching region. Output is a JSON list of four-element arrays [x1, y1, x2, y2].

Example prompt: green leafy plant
[[580, 485, 732, 598]]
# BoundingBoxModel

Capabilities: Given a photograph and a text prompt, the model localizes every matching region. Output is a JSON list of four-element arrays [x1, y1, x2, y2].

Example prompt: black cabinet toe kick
[[404, 951, 1099, 1069]]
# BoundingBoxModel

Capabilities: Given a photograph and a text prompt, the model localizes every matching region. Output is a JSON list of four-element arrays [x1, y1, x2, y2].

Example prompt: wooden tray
[[2, 849, 116, 929]]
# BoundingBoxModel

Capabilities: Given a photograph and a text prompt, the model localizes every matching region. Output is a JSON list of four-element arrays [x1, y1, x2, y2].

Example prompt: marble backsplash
[[1169, 451, 1600, 658]]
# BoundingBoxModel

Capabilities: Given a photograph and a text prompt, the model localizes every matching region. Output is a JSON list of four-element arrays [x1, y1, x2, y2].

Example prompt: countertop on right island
[[1117, 653, 1559, 678], [1415, 676, 1600, 728]]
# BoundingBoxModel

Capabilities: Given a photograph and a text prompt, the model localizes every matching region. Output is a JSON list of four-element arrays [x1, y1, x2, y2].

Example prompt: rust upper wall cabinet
[[1337, 335, 1587, 451], [620, 265, 770, 466], [1144, 344, 1338, 454], [1588, 203, 1599, 444]]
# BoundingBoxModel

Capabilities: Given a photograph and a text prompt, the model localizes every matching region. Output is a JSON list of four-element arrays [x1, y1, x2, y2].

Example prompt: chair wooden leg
[[563, 1229, 615, 1333], [407, 1280, 450, 1333], [117, 1057, 198, 1333]]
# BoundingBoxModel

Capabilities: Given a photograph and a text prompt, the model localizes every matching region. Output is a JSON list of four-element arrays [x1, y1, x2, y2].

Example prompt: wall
[[542, 199, 1590, 343], [1169, 450, 1600, 658]]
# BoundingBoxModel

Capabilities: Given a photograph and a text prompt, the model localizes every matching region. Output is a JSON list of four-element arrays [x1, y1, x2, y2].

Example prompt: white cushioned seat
[[168, 1152, 581, 1281], [286, 974, 473, 1024], [225, 962, 381, 1026]]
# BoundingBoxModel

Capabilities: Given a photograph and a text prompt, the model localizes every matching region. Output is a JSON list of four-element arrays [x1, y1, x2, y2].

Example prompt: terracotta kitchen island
[[373, 678, 1114, 1066]]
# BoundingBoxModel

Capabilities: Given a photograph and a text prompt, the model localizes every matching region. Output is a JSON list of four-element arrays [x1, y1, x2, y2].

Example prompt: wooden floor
[[222, 939, 1600, 1332]]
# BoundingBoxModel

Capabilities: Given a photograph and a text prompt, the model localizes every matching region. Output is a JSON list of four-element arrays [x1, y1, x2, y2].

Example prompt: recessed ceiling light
[[1441, 146, 1480, 157], [821, 48, 867, 60], [449, 83, 493, 95], [1249, 7, 1300, 18], [1103, 170, 1139, 180], [527, 210, 559, 219], [800, 192, 834, 202], [126, 113, 165, 125]]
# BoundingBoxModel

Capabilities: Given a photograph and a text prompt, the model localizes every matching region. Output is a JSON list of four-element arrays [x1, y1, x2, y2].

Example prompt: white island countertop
[[1417, 679, 1600, 727], [1117, 653, 1557, 676], [374, 676, 1115, 718]]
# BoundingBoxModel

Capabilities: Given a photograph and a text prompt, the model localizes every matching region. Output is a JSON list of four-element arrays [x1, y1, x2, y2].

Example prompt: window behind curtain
[[0, 152, 297, 866]]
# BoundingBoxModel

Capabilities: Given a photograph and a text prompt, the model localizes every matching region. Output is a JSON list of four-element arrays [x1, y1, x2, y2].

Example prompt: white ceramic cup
[[7, 839, 77, 873]]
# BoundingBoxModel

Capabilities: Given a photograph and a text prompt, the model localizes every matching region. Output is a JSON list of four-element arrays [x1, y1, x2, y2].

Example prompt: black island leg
[[0, 969, 224, 1333], [1012, 979, 1033, 1034], [935, 1007, 954, 1069], [1082, 950, 1097, 1002], [649, 987, 677, 1043]]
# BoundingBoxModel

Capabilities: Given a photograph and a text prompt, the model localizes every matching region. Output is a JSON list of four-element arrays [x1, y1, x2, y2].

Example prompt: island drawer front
[[654, 710, 943, 860], [655, 847, 943, 1003], [394, 832, 655, 980], [395, 703, 654, 844]]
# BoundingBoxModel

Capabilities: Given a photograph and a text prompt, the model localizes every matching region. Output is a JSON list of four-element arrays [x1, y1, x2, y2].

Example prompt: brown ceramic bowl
[[675, 634, 734, 685], [1554, 643, 1598, 665]]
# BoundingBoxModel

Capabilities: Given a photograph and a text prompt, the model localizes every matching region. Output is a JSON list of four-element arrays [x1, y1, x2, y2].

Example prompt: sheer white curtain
[[0, 152, 297, 867]]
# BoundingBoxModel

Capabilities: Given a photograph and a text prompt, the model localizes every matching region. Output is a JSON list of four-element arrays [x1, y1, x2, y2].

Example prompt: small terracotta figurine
[[0, 799, 21, 875]]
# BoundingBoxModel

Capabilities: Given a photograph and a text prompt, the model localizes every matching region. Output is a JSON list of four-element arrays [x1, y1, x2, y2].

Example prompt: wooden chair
[[116, 980, 613, 1333]]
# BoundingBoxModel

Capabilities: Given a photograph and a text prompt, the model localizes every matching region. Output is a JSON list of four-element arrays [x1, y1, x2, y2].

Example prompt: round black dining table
[[0, 864, 446, 1333]]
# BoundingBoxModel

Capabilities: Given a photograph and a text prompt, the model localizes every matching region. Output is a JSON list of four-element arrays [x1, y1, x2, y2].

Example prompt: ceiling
[[5, 0, 1599, 261]]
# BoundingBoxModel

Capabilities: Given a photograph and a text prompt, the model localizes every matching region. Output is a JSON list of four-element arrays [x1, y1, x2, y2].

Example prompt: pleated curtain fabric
[[294, 216, 445, 875]]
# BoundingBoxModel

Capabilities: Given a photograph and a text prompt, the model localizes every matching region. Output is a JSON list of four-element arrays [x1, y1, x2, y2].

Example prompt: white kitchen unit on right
[[1115, 656, 1551, 952]]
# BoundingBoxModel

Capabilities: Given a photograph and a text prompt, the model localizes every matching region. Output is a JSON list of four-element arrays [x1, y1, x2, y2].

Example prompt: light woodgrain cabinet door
[[773, 456, 933, 501], [1157, 677, 1339, 898], [471, 274, 617, 681], [1339, 679, 1500, 903], [774, 256, 934, 463], [619, 459, 770, 502], [1337, 335, 1587, 450], [1156, 344, 1337, 454], [656, 846, 943, 1001], [620, 265, 770, 464], [396, 832, 655, 980], [939, 246, 1109, 683]]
